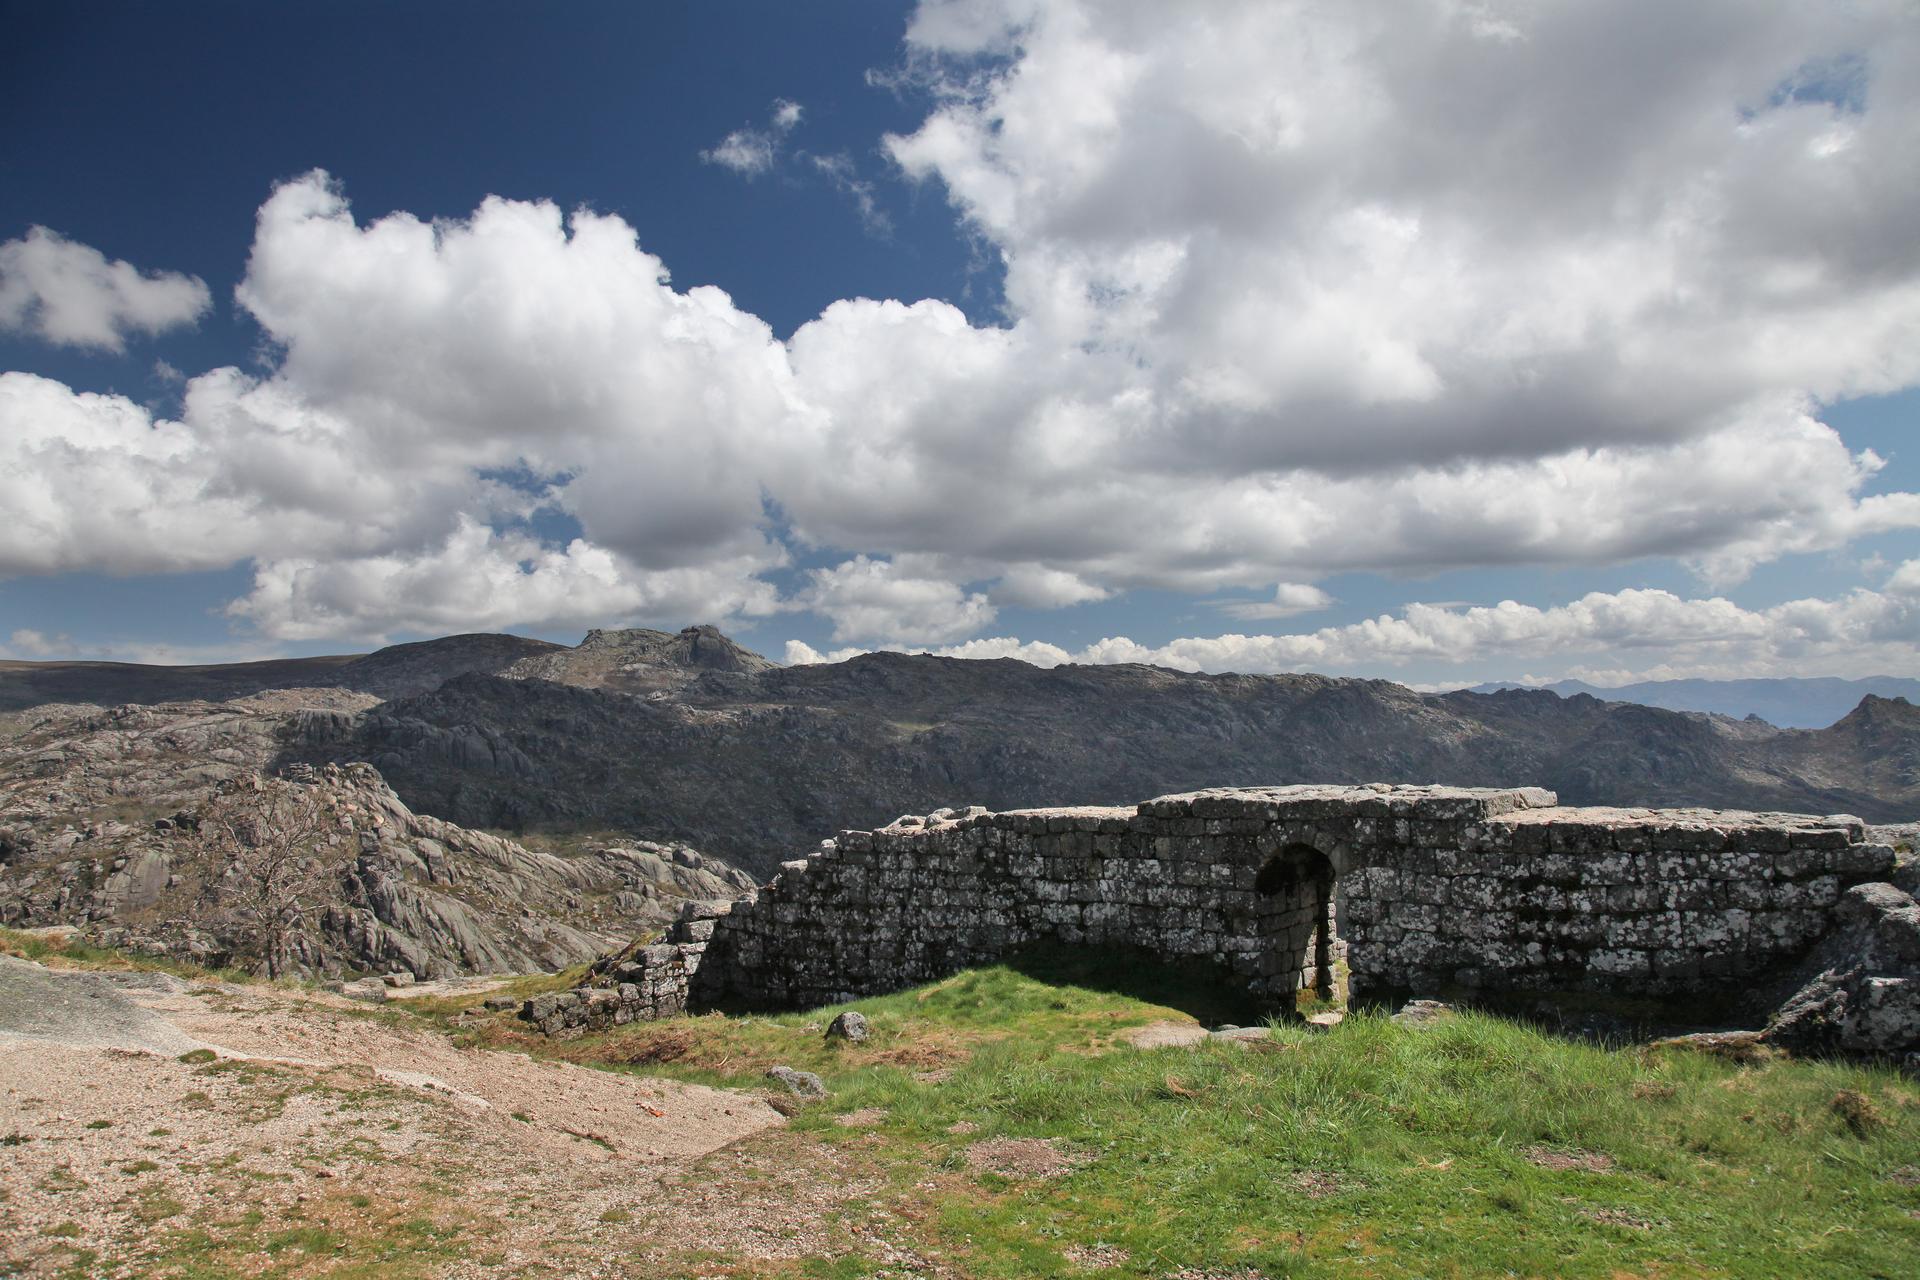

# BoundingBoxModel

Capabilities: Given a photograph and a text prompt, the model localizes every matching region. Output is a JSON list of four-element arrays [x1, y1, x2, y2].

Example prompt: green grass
[[134, 1197, 473, 1280], [443, 945, 1265, 1086], [486, 950, 1920, 1279]]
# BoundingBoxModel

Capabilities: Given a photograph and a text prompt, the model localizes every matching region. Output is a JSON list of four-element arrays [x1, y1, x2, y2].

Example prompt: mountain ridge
[[4, 627, 1915, 883], [301, 639, 1920, 872], [1468, 674, 1920, 729]]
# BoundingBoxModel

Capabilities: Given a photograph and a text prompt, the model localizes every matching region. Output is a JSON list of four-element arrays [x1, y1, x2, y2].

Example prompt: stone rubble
[[825, 1010, 870, 1042], [519, 898, 741, 1037], [765, 1065, 828, 1098]]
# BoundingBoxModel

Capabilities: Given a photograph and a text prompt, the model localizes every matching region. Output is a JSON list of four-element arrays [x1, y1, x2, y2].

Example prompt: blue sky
[[2, 0, 1917, 687]]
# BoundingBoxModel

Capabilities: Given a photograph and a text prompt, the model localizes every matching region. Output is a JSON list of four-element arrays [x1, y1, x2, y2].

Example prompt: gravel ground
[[0, 955, 894, 1277]]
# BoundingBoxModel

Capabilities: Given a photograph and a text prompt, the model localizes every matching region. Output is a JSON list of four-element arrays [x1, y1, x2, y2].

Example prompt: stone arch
[[1253, 842, 1338, 1004]]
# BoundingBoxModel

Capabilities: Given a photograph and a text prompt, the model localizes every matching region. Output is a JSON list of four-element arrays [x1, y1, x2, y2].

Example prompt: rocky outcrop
[[1765, 875, 1920, 1057], [0, 697, 754, 978]]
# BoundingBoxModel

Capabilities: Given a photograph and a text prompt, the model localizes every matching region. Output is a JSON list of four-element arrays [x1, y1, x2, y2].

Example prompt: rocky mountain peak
[[1828, 694, 1920, 746], [504, 625, 776, 695]]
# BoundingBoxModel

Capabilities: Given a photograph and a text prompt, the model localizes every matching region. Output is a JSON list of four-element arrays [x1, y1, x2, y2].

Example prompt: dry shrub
[[1522, 1145, 1615, 1173], [1831, 1089, 1885, 1137], [1290, 1169, 1361, 1198], [598, 1027, 697, 1065]]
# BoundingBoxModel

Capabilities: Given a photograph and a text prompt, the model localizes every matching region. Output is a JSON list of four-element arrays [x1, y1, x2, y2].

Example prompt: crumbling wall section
[[519, 899, 733, 1037]]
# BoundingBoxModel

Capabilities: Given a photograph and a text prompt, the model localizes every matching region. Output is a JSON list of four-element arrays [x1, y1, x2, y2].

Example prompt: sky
[[2, 0, 1918, 689]]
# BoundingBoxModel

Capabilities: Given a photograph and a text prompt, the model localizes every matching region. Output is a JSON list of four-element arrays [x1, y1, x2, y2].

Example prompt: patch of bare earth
[[0, 959, 919, 1277], [148, 981, 777, 1163], [1290, 1169, 1361, 1198], [1523, 1145, 1616, 1173], [964, 1136, 1091, 1179], [1122, 1020, 1209, 1049], [1064, 1241, 1132, 1268]]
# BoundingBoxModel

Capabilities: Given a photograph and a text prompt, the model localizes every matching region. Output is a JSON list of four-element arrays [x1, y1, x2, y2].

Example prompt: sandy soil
[[0, 956, 903, 1277]]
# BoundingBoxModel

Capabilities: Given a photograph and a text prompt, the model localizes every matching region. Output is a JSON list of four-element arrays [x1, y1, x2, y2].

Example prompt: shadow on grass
[[1001, 942, 1269, 1026]]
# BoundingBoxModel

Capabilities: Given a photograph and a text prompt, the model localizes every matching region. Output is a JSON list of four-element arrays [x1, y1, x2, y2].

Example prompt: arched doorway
[[1254, 843, 1338, 1006]]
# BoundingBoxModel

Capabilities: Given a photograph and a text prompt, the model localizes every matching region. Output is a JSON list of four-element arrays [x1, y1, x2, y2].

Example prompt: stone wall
[[690, 784, 1897, 1012], [526, 784, 1908, 1039]]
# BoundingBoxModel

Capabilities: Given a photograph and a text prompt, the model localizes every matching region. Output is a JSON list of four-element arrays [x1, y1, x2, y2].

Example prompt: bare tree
[[187, 773, 359, 978]]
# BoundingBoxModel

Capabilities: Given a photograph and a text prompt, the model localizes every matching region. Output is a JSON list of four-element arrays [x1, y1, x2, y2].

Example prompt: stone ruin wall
[[522, 783, 1905, 1038]]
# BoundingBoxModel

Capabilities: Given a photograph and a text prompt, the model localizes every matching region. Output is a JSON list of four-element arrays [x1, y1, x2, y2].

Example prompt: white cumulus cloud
[[1213, 583, 1335, 621], [786, 567, 1920, 682], [3, 1, 1920, 663], [799, 555, 997, 644], [229, 517, 784, 644], [0, 227, 210, 350]]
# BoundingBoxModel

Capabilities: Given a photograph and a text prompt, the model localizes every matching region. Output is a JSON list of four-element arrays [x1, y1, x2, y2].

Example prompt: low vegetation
[[0, 924, 254, 985], [8, 938, 1918, 1277], [411, 948, 1920, 1279]]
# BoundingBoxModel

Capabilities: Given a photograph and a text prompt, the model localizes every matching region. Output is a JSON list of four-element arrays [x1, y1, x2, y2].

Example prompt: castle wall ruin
[[524, 784, 1911, 1042]]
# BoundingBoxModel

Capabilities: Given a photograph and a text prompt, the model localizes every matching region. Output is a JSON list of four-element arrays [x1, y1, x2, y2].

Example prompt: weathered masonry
[[525, 785, 1916, 1049]]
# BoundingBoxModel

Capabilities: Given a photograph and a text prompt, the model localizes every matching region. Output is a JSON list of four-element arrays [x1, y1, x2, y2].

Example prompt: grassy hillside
[[432, 950, 1920, 1280]]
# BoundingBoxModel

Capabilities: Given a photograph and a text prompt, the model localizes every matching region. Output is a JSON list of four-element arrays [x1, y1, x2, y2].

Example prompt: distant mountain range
[[6, 626, 1914, 878], [1467, 676, 1920, 730]]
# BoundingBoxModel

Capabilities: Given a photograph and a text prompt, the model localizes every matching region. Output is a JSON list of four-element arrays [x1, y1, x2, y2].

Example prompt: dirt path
[[0, 957, 883, 1277]]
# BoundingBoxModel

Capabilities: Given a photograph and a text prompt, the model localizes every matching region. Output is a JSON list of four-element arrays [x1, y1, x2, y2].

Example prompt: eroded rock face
[[501, 625, 777, 696], [0, 698, 754, 978]]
